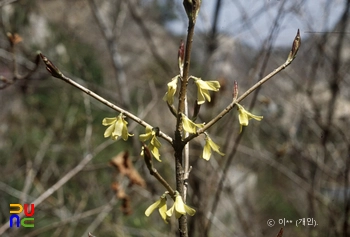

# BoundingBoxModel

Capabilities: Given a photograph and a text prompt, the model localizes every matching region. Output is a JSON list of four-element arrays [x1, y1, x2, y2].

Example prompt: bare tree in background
[[0, 0, 348, 237]]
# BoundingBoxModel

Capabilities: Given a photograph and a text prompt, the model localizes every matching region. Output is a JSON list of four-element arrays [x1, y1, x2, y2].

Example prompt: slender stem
[[204, 131, 243, 235], [183, 94, 190, 201], [173, 16, 196, 237], [175, 20, 195, 131], [0, 140, 112, 235], [88, 0, 130, 107], [183, 59, 293, 144], [40, 53, 172, 144], [60, 73, 172, 143], [150, 168, 175, 197]]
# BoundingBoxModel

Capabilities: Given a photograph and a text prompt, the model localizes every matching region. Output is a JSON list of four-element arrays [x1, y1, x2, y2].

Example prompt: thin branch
[[238, 144, 331, 207], [173, 1, 202, 235], [0, 0, 18, 7], [204, 131, 243, 235], [83, 93, 93, 153], [0, 181, 32, 200], [127, 0, 174, 76], [0, 140, 114, 235], [143, 144, 175, 196], [150, 168, 175, 197], [20, 129, 54, 203], [184, 57, 295, 144], [39, 53, 173, 145], [183, 79, 189, 201], [0, 50, 40, 89], [23, 199, 116, 237], [88, 0, 130, 107], [82, 197, 118, 237]]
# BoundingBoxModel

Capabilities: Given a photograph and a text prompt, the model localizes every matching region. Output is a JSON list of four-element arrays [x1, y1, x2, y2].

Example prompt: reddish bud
[[233, 80, 238, 100], [178, 39, 185, 76]]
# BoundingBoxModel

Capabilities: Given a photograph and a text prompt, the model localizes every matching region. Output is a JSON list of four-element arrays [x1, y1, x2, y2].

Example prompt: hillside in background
[[0, 1, 349, 237]]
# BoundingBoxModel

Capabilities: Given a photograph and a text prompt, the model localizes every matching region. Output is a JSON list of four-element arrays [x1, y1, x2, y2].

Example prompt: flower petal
[[205, 81, 221, 91], [104, 124, 115, 138], [120, 117, 133, 141], [195, 79, 220, 91], [247, 111, 263, 121], [139, 126, 153, 141], [236, 103, 263, 133], [194, 79, 220, 104], [102, 117, 117, 126], [201, 89, 212, 102], [112, 118, 124, 137], [184, 205, 196, 216], [174, 195, 186, 215], [166, 205, 175, 217], [150, 136, 161, 148], [197, 88, 206, 105], [181, 113, 204, 134], [237, 104, 250, 126], [208, 138, 225, 156], [163, 76, 178, 105], [158, 198, 168, 223], [139, 132, 152, 142], [175, 209, 183, 219], [149, 143, 161, 162], [145, 200, 161, 217], [202, 141, 212, 161]]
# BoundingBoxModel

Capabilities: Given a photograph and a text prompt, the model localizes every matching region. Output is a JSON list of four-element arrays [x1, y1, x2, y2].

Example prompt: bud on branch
[[286, 29, 301, 63], [39, 53, 64, 79], [233, 80, 238, 101], [178, 40, 185, 77], [183, 0, 202, 23]]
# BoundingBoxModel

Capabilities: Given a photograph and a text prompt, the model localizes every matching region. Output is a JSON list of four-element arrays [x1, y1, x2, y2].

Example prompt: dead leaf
[[110, 151, 146, 187]]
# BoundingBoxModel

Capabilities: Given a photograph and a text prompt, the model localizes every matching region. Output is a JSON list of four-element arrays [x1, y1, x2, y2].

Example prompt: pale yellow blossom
[[181, 113, 204, 134], [163, 76, 179, 105], [102, 114, 133, 140], [193, 77, 220, 104], [166, 191, 196, 219], [145, 193, 168, 223], [202, 135, 225, 160], [139, 126, 162, 162], [236, 103, 263, 133]]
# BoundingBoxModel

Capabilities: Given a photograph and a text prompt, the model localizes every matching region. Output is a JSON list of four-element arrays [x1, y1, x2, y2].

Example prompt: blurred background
[[0, 0, 349, 236]]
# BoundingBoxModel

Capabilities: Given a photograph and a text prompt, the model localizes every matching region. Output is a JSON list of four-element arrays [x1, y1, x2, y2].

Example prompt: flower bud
[[142, 144, 154, 173], [286, 29, 301, 63], [233, 80, 238, 100], [178, 40, 185, 77], [40, 53, 64, 79]]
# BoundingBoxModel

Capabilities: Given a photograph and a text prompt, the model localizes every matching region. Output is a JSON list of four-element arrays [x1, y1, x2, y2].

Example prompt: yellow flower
[[102, 114, 133, 140], [202, 135, 225, 160], [236, 103, 263, 133], [181, 113, 204, 134], [139, 126, 162, 162], [163, 76, 179, 105], [145, 193, 168, 223], [193, 77, 220, 104], [166, 191, 196, 219]]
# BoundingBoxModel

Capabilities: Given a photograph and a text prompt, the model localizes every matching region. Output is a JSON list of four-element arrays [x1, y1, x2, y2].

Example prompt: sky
[[167, 0, 345, 48]]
